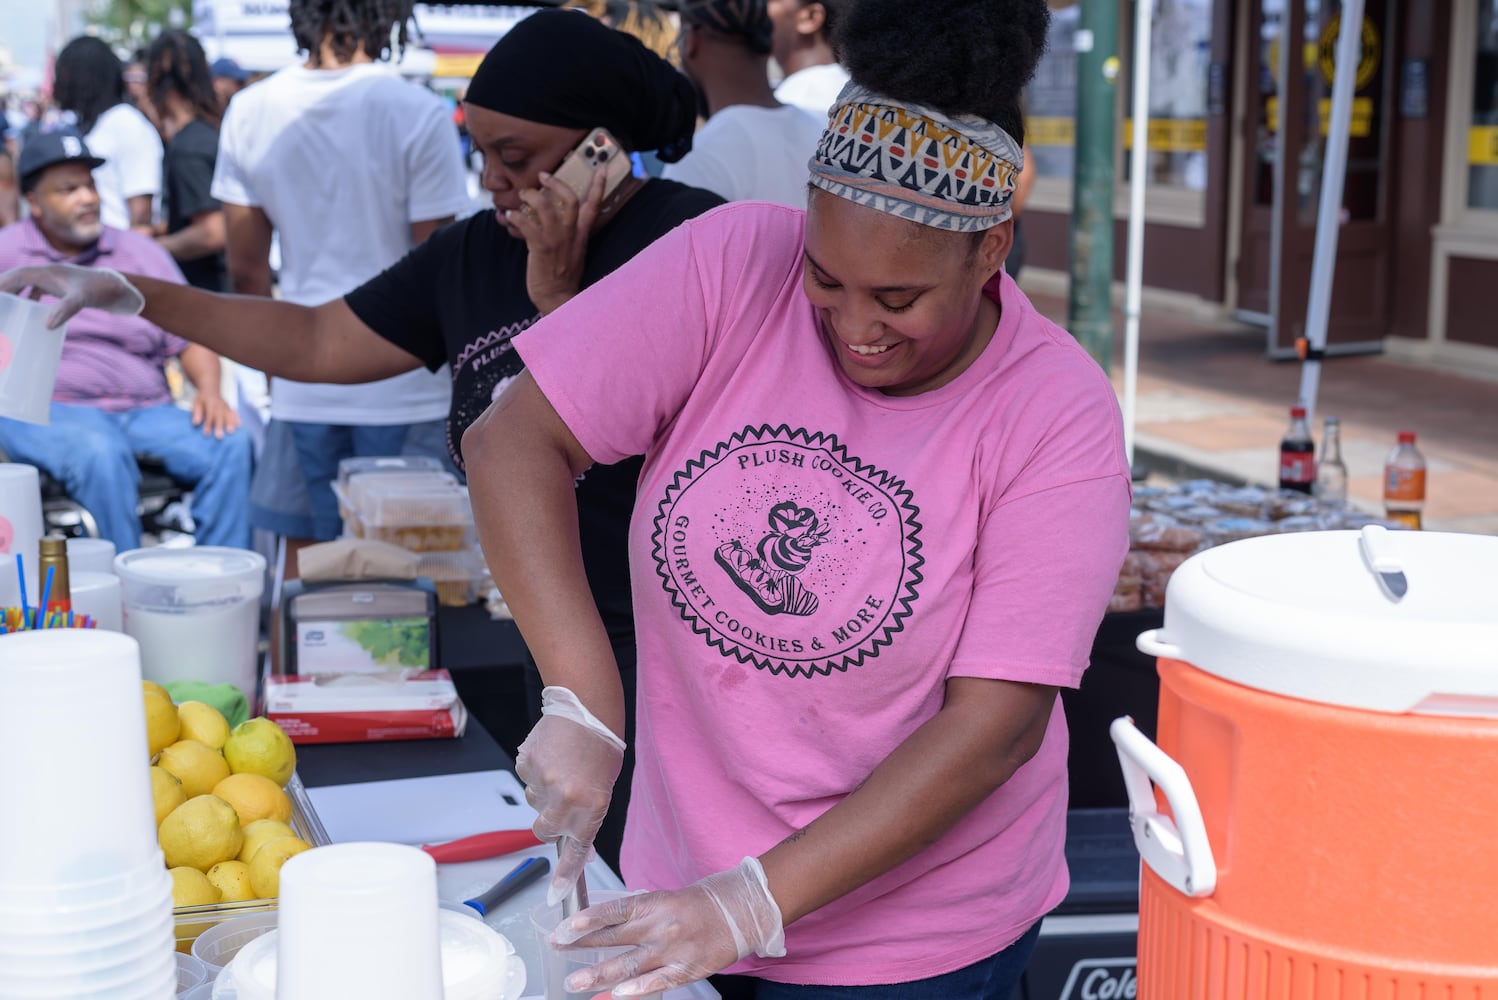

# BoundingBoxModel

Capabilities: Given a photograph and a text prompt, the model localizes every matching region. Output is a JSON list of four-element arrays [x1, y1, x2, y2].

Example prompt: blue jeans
[[717, 923, 1041, 1000], [250, 419, 453, 541], [0, 401, 252, 551]]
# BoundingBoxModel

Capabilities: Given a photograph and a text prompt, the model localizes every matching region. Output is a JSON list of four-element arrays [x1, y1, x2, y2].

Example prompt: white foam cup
[[0, 631, 159, 887], [531, 891, 663, 1000], [0, 905, 174, 975], [66, 536, 117, 575], [114, 547, 265, 694], [0, 294, 65, 426], [0, 928, 176, 998], [0, 463, 44, 596], [0, 870, 172, 939], [70, 570, 123, 631], [272, 843, 444, 1000]]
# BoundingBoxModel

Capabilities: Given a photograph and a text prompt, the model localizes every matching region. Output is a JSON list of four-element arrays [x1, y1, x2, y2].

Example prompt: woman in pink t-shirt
[[464, 1, 1130, 997]]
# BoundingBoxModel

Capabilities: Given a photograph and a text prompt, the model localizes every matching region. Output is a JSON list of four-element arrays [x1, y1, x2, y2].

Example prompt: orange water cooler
[[1111, 526, 1498, 998]]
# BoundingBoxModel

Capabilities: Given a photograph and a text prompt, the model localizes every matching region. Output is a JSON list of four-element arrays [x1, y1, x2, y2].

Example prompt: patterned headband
[[808, 83, 1024, 233]]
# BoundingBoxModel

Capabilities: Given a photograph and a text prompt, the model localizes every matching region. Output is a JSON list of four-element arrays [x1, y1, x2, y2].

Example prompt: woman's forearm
[[130, 275, 327, 381], [462, 373, 628, 738], [127, 276, 418, 387], [759, 676, 1058, 925]]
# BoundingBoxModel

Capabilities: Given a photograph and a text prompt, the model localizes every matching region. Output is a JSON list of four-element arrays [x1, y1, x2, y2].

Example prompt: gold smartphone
[[551, 127, 636, 216]]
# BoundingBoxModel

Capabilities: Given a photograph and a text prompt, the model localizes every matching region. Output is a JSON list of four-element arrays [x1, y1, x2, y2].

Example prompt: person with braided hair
[[207, 0, 471, 583], [146, 31, 228, 292], [459, 0, 1129, 996]]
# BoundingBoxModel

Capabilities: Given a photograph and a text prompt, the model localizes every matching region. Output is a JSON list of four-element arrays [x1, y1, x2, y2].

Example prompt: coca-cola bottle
[[1278, 405, 1316, 494]]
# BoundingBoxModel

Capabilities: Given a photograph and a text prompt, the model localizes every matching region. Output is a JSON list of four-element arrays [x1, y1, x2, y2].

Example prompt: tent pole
[[1122, 0, 1153, 467], [1297, 0, 1365, 422]]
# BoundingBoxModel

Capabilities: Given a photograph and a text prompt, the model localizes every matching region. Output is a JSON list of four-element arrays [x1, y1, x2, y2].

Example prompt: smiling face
[[26, 162, 102, 253], [801, 188, 1011, 396], [463, 103, 588, 237]]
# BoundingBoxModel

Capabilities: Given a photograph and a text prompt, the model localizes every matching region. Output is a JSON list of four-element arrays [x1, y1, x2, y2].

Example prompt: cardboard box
[[265, 669, 468, 744]]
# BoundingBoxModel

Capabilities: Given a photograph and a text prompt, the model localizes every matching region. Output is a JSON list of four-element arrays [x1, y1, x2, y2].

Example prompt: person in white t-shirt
[[767, 0, 850, 119], [664, 0, 824, 208], [211, 0, 471, 579], [53, 36, 163, 233]]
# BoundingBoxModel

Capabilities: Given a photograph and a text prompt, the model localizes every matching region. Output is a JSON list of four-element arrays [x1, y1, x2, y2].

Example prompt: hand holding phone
[[550, 127, 635, 216]]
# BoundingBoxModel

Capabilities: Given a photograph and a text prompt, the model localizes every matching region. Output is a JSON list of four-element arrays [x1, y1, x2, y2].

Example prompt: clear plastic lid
[[1139, 528, 1498, 716], [336, 456, 446, 492]]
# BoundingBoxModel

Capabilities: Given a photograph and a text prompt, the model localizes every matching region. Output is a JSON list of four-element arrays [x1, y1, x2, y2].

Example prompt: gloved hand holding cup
[[515, 686, 625, 906]]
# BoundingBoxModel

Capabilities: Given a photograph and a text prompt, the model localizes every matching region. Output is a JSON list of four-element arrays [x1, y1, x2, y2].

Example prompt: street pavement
[[1023, 288, 1498, 536]]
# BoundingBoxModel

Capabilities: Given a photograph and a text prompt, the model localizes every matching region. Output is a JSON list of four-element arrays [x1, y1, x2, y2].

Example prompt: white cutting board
[[306, 769, 535, 845]]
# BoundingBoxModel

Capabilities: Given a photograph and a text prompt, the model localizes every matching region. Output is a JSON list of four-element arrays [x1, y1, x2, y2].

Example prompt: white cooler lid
[[1140, 527, 1498, 716]]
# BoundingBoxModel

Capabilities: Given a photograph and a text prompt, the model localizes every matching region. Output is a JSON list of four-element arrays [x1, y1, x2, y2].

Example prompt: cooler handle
[[1136, 628, 1182, 661], [1110, 716, 1217, 898]]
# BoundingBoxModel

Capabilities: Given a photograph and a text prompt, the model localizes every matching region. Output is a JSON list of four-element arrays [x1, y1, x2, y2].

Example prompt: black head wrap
[[465, 8, 698, 162], [679, 0, 773, 54]]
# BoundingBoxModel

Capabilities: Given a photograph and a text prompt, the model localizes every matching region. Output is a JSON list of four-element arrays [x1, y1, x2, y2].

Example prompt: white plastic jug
[[0, 292, 66, 425]]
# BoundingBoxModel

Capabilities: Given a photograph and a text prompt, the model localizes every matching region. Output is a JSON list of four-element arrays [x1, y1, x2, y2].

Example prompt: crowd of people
[[0, 1, 1130, 997]]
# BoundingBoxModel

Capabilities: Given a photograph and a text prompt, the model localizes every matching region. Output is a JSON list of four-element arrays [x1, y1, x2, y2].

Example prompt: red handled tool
[[420, 828, 543, 863]]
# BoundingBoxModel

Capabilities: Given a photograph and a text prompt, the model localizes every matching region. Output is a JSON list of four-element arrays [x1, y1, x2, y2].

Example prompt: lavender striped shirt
[[0, 220, 188, 412]]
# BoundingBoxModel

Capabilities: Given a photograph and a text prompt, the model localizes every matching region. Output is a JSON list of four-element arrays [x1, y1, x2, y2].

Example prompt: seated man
[[0, 130, 250, 551]]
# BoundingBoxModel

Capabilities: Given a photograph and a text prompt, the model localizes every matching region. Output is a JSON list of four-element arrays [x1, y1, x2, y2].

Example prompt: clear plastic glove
[[515, 686, 625, 905], [0, 264, 146, 329], [551, 856, 786, 997]]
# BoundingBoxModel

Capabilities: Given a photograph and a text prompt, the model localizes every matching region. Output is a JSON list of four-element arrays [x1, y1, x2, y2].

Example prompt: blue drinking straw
[[15, 553, 29, 629], [38, 565, 53, 628]]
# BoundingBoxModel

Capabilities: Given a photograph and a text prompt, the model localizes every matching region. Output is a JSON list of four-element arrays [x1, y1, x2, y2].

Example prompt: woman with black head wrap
[[5, 8, 723, 872]]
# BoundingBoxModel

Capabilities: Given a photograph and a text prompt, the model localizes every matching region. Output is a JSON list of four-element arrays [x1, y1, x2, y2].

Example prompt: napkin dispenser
[[279, 578, 439, 677]]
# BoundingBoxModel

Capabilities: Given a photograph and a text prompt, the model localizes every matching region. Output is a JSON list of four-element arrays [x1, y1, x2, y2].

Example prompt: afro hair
[[834, 0, 1050, 143]]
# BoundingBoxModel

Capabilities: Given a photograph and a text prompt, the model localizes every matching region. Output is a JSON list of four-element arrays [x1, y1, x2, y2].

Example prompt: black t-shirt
[[345, 179, 725, 640], [163, 119, 227, 292]]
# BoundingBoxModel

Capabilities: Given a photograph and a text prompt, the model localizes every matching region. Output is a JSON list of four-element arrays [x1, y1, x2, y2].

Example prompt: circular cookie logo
[[0, 331, 13, 373], [652, 425, 923, 677], [0, 513, 11, 554]]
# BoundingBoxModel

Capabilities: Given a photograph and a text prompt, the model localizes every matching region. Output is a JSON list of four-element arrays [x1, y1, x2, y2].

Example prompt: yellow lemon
[[246, 836, 311, 899], [150, 766, 186, 826], [143, 680, 171, 701], [157, 739, 232, 799], [238, 819, 297, 864], [169, 866, 222, 907], [144, 689, 180, 758], [177, 701, 230, 750], [223, 718, 297, 787], [158, 795, 243, 871], [205, 860, 256, 902], [212, 772, 292, 826]]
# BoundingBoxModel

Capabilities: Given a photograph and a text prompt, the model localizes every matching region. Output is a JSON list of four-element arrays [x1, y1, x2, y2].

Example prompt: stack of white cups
[[0, 630, 176, 999], [69, 537, 123, 631]]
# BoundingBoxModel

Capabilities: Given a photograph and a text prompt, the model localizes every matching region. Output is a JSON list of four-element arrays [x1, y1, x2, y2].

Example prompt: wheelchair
[[28, 456, 195, 541]]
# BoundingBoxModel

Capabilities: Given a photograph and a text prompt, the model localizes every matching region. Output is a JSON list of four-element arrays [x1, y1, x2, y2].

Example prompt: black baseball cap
[[18, 129, 106, 191]]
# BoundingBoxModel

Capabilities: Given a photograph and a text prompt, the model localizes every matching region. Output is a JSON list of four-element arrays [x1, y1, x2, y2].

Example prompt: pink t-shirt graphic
[[516, 203, 1130, 985], [661, 429, 921, 676]]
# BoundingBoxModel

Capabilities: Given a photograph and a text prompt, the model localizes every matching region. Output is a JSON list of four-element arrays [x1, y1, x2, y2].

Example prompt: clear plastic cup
[[190, 912, 279, 972], [0, 631, 157, 888], [0, 293, 66, 425], [180, 983, 216, 1000], [530, 891, 663, 1000], [272, 843, 444, 1000], [174, 952, 212, 992], [0, 463, 45, 596]]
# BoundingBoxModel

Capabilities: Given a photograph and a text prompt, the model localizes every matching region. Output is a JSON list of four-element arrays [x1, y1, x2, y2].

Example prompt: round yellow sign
[[1318, 14, 1381, 92]]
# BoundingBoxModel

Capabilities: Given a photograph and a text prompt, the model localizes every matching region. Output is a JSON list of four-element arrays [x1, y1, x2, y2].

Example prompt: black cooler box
[[1009, 808, 1140, 1000]]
